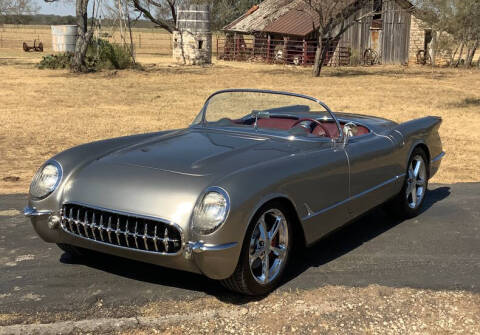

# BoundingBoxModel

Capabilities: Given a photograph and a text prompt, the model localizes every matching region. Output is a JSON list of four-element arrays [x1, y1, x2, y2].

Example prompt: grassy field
[[1, 49, 480, 194]]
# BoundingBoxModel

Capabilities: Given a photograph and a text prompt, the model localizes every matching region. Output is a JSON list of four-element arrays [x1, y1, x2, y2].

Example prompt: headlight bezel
[[192, 186, 230, 235], [29, 160, 63, 200]]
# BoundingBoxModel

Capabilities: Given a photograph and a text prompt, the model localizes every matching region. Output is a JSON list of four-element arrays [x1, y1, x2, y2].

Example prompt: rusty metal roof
[[263, 4, 320, 37], [223, 0, 302, 34], [224, 0, 415, 36]]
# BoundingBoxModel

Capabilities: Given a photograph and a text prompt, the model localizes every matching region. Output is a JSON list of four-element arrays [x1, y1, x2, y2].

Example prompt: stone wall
[[408, 16, 425, 64], [172, 30, 212, 65]]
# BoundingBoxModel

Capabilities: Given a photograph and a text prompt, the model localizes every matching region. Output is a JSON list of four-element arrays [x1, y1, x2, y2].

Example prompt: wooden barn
[[221, 0, 433, 66]]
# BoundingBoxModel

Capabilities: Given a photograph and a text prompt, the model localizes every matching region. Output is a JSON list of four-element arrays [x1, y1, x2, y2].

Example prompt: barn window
[[198, 40, 204, 50], [373, 0, 382, 20]]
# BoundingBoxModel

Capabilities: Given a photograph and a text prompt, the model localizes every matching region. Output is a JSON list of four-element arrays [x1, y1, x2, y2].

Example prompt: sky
[[36, 0, 96, 16]]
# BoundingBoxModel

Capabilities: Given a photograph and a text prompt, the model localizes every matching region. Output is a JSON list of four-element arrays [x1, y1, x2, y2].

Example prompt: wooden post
[[252, 35, 255, 58], [216, 35, 219, 60], [233, 33, 237, 60], [302, 39, 307, 66], [267, 34, 271, 63], [283, 36, 288, 64], [139, 34, 142, 49]]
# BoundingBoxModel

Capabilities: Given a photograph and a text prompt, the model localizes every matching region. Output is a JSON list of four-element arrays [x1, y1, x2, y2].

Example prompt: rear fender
[[394, 116, 443, 178]]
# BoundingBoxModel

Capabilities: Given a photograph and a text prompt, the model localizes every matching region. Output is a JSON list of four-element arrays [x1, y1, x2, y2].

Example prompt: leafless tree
[[1, 0, 39, 20], [44, 0, 93, 72], [130, 0, 184, 33], [301, 0, 375, 76]]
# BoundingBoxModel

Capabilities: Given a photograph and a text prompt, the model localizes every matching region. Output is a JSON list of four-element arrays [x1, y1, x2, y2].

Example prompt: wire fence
[[216, 36, 352, 67], [0, 25, 174, 55]]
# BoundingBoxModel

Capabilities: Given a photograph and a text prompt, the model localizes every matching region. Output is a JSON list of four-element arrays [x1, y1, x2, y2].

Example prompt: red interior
[[256, 118, 299, 130], [255, 117, 369, 138]]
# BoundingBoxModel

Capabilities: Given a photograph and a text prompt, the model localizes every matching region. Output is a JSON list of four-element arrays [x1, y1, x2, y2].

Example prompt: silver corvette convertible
[[25, 89, 444, 295]]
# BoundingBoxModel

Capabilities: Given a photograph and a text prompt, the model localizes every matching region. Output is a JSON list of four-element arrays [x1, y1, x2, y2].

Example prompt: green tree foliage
[[415, 0, 480, 67]]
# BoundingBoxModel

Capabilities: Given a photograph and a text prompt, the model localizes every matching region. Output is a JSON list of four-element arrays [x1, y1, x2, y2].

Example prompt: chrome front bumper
[[24, 206, 239, 280]]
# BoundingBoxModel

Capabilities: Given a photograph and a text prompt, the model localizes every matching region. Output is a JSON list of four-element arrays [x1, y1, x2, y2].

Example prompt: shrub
[[37, 38, 137, 71], [87, 38, 135, 70], [38, 52, 73, 69]]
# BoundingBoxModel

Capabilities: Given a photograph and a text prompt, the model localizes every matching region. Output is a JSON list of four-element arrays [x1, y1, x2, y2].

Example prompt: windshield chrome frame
[[194, 89, 344, 142]]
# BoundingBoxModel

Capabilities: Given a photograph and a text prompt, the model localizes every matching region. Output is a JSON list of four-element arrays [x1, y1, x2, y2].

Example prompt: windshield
[[192, 90, 342, 139]]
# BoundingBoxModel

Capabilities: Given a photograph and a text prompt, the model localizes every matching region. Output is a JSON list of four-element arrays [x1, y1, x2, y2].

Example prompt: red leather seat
[[257, 118, 298, 130], [312, 122, 370, 138]]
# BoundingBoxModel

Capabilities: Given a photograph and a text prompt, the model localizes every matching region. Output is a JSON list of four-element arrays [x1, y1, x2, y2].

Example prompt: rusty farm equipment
[[23, 39, 44, 52]]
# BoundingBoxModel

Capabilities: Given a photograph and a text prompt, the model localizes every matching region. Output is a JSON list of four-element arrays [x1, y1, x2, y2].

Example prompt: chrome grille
[[61, 204, 182, 254]]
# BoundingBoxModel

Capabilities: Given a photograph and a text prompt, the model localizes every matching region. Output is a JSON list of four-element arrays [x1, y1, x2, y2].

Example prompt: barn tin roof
[[224, 0, 415, 37], [262, 3, 320, 37], [223, 0, 302, 34]]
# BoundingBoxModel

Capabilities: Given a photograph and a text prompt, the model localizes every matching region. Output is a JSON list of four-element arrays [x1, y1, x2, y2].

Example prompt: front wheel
[[221, 202, 293, 295], [390, 148, 429, 218]]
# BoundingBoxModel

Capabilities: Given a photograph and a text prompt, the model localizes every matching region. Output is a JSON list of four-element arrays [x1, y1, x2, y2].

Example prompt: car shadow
[[283, 186, 451, 283], [59, 186, 451, 305]]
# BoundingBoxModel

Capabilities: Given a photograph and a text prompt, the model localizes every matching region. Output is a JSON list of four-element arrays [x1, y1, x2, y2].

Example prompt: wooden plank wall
[[340, 5, 373, 58], [382, 0, 411, 64]]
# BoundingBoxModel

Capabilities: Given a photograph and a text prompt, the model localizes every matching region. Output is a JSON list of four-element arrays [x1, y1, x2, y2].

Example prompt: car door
[[345, 131, 404, 218], [288, 139, 350, 244]]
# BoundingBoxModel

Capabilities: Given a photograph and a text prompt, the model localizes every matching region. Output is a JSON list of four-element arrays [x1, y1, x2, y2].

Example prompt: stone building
[[222, 0, 440, 66], [172, 5, 212, 65]]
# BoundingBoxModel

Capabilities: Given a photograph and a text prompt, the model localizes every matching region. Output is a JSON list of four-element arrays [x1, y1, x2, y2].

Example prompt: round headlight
[[193, 188, 230, 235], [29, 161, 62, 199]]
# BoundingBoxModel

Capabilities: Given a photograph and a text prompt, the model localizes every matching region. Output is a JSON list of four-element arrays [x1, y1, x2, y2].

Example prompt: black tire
[[221, 201, 294, 296], [390, 147, 429, 219], [56, 243, 91, 258]]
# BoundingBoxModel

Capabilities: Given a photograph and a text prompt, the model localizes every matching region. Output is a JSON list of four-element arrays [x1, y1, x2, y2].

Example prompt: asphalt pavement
[[0, 183, 479, 317]]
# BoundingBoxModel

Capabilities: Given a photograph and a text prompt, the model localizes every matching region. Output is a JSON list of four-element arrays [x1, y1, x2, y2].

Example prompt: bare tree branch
[[130, 0, 175, 33]]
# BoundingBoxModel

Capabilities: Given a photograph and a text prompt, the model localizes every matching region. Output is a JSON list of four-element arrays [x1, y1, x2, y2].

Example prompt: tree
[[415, 0, 480, 67], [129, 0, 259, 32], [44, 0, 92, 72], [0, 0, 39, 22], [301, 0, 374, 77], [129, 0, 181, 33]]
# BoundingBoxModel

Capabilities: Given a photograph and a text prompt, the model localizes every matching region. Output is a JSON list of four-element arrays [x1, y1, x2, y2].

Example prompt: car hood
[[62, 129, 297, 225], [102, 129, 295, 176]]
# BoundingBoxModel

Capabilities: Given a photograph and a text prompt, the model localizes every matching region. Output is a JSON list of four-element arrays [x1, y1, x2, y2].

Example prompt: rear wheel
[[391, 148, 429, 218], [221, 202, 293, 295]]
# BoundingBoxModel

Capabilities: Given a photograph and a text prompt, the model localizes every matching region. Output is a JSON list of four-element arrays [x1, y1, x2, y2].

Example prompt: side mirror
[[343, 122, 358, 145]]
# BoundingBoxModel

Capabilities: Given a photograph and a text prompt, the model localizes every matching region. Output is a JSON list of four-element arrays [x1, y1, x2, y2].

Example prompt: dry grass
[[1, 50, 480, 194]]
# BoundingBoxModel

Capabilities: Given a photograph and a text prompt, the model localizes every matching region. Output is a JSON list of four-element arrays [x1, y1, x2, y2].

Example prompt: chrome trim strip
[[60, 202, 185, 257], [302, 173, 406, 221], [187, 241, 238, 254], [23, 207, 53, 217], [431, 151, 445, 163]]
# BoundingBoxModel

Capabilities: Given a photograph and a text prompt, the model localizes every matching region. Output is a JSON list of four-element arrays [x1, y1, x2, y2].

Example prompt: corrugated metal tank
[[177, 4, 210, 33], [51, 25, 78, 52]]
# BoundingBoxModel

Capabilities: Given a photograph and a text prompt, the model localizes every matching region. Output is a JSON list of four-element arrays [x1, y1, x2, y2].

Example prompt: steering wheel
[[290, 118, 333, 138]]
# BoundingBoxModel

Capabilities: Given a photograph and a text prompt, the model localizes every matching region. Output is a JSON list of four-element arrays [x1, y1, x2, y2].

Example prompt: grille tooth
[[76, 209, 81, 236], [99, 215, 105, 242], [107, 216, 113, 243], [68, 208, 74, 232], [91, 213, 97, 241], [84, 211, 90, 238], [143, 223, 149, 251], [61, 204, 181, 254], [153, 225, 159, 252], [115, 217, 121, 246], [125, 219, 130, 248], [163, 228, 169, 252], [134, 221, 140, 249]]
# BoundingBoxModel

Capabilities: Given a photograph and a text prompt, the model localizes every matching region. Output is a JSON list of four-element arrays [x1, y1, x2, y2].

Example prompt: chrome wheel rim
[[249, 209, 288, 285], [406, 155, 427, 209]]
